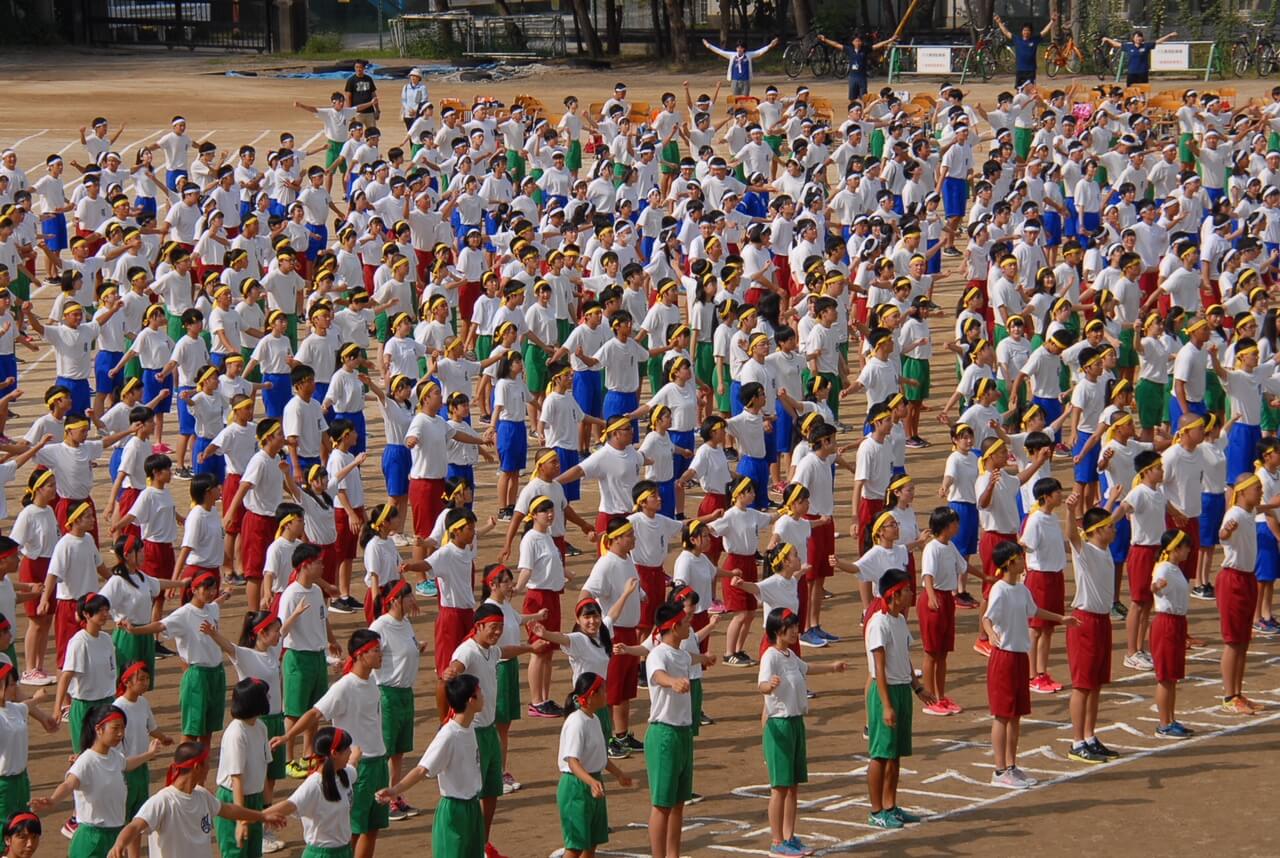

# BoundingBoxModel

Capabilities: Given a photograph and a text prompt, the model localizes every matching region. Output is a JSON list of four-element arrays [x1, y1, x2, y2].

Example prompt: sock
[[994, 767, 1006, 775]]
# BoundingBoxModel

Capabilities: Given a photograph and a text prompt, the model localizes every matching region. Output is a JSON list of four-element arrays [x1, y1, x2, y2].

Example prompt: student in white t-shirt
[[265, 726, 356, 854], [212, 678, 274, 858]]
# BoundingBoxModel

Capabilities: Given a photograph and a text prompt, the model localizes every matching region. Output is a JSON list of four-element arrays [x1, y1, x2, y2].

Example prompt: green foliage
[[300, 30, 344, 54], [813, 6, 859, 38]]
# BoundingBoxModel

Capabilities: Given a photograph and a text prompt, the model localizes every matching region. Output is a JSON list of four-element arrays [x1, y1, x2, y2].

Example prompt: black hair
[[991, 540, 1024, 571], [129, 405, 154, 424], [143, 453, 172, 478], [347, 628, 380, 662], [928, 505, 959, 535], [878, 567, 911, 596], [77, 592, 110, 621], [653, 601, 684, 636], [699, 415, 725, 442], [180, 308, 203, 327], [1081, 507, 1111, 533], [291, 542, 322, 571], [563, 671, 603, 716], [328, 418, 355, 441], [290, 364, 316, 386], [110, 535, 143, 588], [79, 703, 127, 753], [444, 673, 481, 716], [572, 599, 612, 651], [1032, 476, 1063, 501], [3, 810, 42, 839], [1159, 528, 1185, 554], [761, 541, 794, 581], [360, 502, 398, 546], [239, 610, 278, 647], [1133, 449, 1161, 478], [313, 726, 353, 802], [764, 605, 802, 642], [190, 473, 218, 505], [480, 563, 514, 600], [229, 677, 271, 720]]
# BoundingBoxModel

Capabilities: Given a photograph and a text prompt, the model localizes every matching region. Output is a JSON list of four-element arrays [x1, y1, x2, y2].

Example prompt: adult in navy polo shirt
[[1102, 29, 1180, 86], [817, 31, 898, 101], [994, 12, 1057, 87]]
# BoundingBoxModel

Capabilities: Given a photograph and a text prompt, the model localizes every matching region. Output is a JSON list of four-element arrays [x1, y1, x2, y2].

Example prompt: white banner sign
[[917, 47, 951, 74], [1152, 43, 1190, 71]]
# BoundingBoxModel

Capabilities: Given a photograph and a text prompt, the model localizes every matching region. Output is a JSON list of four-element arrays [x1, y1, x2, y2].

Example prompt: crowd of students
[[0, 69, 1278, 858]]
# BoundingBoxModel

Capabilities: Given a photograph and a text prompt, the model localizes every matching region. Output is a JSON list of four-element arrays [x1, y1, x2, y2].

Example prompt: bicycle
[[1228, 23, 1279, 77], [1044, 35, 1085, 76], [968, 26, 1005, 81], [782, 31, 839, 78], [1093, 41, 1120, 80]]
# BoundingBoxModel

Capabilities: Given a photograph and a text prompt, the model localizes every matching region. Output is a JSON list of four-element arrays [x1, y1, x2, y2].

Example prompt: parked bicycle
[[1093, 40, 1120, 80], [783, 31, 841, 78], [1228, 23, 1279, 77], [968, 26, 1008, 81], [1044, 35, 1086, 76]]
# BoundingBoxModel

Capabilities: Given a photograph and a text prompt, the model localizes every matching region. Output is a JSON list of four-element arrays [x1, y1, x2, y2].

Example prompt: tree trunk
[[970, 0, 994, 30], [570, 0, 604, 57], [651, 0, 669, 56], [791, 0, 811, 35], [719, 0, 730, 43], [666, 0, 690, 65], [606, 0, 620, 53]]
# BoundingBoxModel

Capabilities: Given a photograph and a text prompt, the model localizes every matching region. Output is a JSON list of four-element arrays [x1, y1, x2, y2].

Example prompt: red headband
[[575, 675, 605, 708], [332, 727, 345, 753], [484, 564, 509, 586], [6, 812, 38, 828], [575, 597, 600, 615], [165, 746, 210, 785], [189, 571, 217, 591], [96, 710, 125, 731], [0, 616, 10, 632], [657, 609, 687, 633], [0, 545, 17, 561], [123, 532, 141, 557], [382, 580, 409, 613], [252, 613, 278, 636], [342, 639, 380, 674], [780, 608, 796, 622], [0, 662, 13, 684], [117, 661, 148, 694], [882, 580, 910, 601], [672, 585, 695, 604]]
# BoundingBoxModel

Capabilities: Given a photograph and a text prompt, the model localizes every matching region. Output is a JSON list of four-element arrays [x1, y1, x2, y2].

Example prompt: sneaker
[[502, 772, 521, 794], [329, 595, 359, 614], [708, 599, 727, 615], [973, 639, 994, 657], [1189, 584, 1213, 601], [1256, 619, 1280, 637], [725, 448, 739, 461], [1187, 633, 1207, 647], [699, 711, 715, 726], [823, 588, 835, 600], [815, 626, 841, 643], [905, 436, 928, 449], [1042, 673, 1064, 692], [941, 697, 964, 714], [391, 533, 412, 548], [942, 247, 962, 257], [227, 572, 246, 586], [1123, 651, 1154, 671], [564, 542, 584, 557], [1088, 737, 1119, 759], [1053, 443, 1071, 457], [174, 467, 193, 480], [637, 672, 648, 688], [806, 689, 817, 699], [785, 837, 814, 856], [954, 592, 980, 609], [991, 769, 1024, 788], [606, 737, 630, 759], [1237, 695, 1264, 714], [497, 506, 514, 522], [261, 833, 285, 853], [1110, 602, 1128, 620], [799, 629, 828, 648], [60, 818, 78, 840], [1028, 674, 1056, 694], [687, 792, 704, 805], [152, 443, 174, 454], [922, 701, 953, 716], [528, 701, 561, 718], [484, 844, 510, 858], [724, 652, 755, 667], [285, 758, 310, 779], [890, 806, 922, 824], [867, 810, 904, 829], [1068, 742, 1109, 764], [1220, 696, 1253, 715], [19, 668, 55, 687], [1009, 766, 1039, 787], [387, 798, 410, 822], [1155, 721, 1193, 739], [770, 841, 805, 856], [620, 731, 644, 752]]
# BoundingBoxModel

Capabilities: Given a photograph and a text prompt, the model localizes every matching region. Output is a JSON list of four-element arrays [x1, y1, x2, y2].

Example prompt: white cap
[[408, 67, 423, 78]]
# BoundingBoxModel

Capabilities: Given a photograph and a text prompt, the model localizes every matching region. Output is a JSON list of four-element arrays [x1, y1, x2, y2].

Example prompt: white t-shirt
[[65, 629, 117, 700], [314, 672, 386, 758], [645, 641, 693, 726], [1021, 509, 1066, 572], [278, 581, 329, 652], [921, 540, 966, 592], [517, 528, 565, 591], [0, 702, 29, 775], [69, 747, 128, 827], [370, 613, 420, 689], [288, 767, 356, 847], [985, 579, 1038, 653], [583, 552, 641, 628], [1069, 542, 1113, 614], [136, 785, 222, 858], [1124, 483, 1168, 545], [215, 718, 271, 795], [230, 645, 283, 714], [865, 610, 913, 683], [160, 602, 223, 666], [420, 720, 482, 799], [578, 444, 644, 513], [758, 646, 810, 718], [1221, 504, 1257, 572], [450, 638, 500, 728], [1153, 561, 1190, 615], [557, 707, 608, 774]]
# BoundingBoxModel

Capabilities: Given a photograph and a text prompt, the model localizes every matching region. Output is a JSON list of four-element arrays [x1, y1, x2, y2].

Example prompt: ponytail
[[314, 726, 353, 802]]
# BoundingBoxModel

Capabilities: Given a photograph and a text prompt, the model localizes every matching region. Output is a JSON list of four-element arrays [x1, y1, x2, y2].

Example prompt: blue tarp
[[225, 62, 497, 79]]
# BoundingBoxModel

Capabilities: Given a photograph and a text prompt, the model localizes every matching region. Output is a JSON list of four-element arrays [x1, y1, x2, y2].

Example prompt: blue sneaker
[[769, 841, 804, 856], [867, 810, 903, 829], [1155, 721, 1193, 739], [785, 836, 814, 856], [890, 805, 922, 823], [815, 626, 841, 643], [799, 629, 828, 648], [415, 579, 438, 598]]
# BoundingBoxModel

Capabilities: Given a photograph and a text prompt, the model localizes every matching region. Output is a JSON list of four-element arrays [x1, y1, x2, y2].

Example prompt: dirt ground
[[3, 52, 1280, 857]]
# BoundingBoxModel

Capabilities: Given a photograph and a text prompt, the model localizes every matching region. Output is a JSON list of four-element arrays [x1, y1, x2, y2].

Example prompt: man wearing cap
[[701, 37, 780, 96]]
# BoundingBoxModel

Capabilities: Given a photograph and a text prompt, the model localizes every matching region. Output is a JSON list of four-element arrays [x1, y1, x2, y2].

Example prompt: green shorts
[[241, 346, 262, 383], [716, 364, 732, 413], [476, 723, 504, 799], [557, 771, 610, 850], [9, 271, 30, 302], [870, 128, 885, 160], [283, 649, 329, 718], [494, 658, 521, 724], [867, 683, 914, 759], [432, 796, 484, 858], [557, 318, 573, 346], [1118, 328, 1137, 369], [566, 140, 583, 173], [690, 677, 703, 738], [476, 334, 494, 363], [113, 627, 155, 685], [375, 311, 390, 344], [901, 355, 930, 402], [166, 311, 186, 344], [1135, 378, 1164, 430], [379, 685, 415, 755], [523, 342, 549, 397], [325, 140, 344, 170], [505, 149, 526, 183], [302, 846, 353, 858], [264, 712, 286, 780], [764, 134, 784, 156], [763, 715, 808, 788], [694, 341, 715, 387], [1178, 132, 1194, 166], [350, 755, 390, 835], [0, 771, 30, 822], [1013, 127, 1033, 160], [1205, 371, 1225, 415], [70, 696, 114, 754], [1265, 396, 1280, 433], [644, 722, 694, 808], [68, 824, 121, 858], [180, 664, 226, 737], [646, 354, 665, 397], [215, 786, 264, 858], [660, 141, 681, 175], [124, 764, 149, 819]]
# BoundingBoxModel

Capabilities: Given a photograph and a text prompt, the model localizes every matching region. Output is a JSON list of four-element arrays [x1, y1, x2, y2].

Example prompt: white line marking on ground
[[10, 129, 48, 149], [249, 130, 272, 145]]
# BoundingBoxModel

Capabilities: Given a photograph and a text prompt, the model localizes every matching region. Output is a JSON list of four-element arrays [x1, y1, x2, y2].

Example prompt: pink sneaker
[[152, 443, 174, 454], [942, 697, 964, 714], [973, 639, 993, 658], [1043, 673, 1064, 692], [708, 599, 727, 615], [922, 701, 952, 716], [1029, 674, 1055, 694]]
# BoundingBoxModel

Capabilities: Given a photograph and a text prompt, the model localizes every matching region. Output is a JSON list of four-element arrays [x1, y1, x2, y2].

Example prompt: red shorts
[[318, 543, 339, 587], [409, 478, 445, 539], [1151, 613, 1188, 682], [1138, 271, 1158, 303], [143, 540, 176, 582], [54, 598, 80, 669], [54, 496, 99, 545], [221, 476, 242, 534], [414, 249, 434, 276], [1127, 544, 1159, 605], [987, 648, 1032, 719], [1166, 514, 1199, 579], [697, 493, 727, 564], [723, 552, 758, 612], [334, 506, 364, 561], [594, 510, 627, 557], [362, 264, 377, 292], [1066, 609, 1112, 691], [805, 515, 835, 581], [240, 511, 276, 579], [523, 588, 562, 651], [854, 295, 869, 326], [435, 605, 475, 677], [857, 496, 885, 551], [1025, 570, 1064, 629], [1217, 567, 1257, 646], [459, 280, 482, 323], [979, 531, 1016, 596], [635, 564, 666, 630], [917, 589, 956, 654], [20, 556, 50, 619], [606, 625, 640, 705]]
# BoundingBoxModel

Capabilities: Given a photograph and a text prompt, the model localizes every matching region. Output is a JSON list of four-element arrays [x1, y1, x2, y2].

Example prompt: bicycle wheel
[[1230, 43, 1251, 77], [1046, 51, 1063, 77], [1261, 45, 1280, 76], [1065, 50, 1082, 75], [809, 45, 832, 78], [1094, 45, 1113, 80], [831, 50, 849, 78], [783, 43, 806, 78]]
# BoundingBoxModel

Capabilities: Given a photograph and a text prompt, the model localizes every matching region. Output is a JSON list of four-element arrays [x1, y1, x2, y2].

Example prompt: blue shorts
[[942, 177, 968, 219], [949, 500, 978, 557], [556, 447, 581, 501], [572, 370, 604, 419], [738, 453, 770, 510], [109, 445, 124, 483], [729, 380, 744, 416], [446, 463, 474, 488], [1042, 210, 1063, 247], [56, 376, 91, 415], [602, 389, 639, 438], [496, 420, 528, 473], [142, 368, 172, 414], [41, 214, 68, 252], [1199, 492, 1226, 548], [262, 372, 292, 419], [657, 478, 676, 519], [177, 386, 196, 435], [1226, 422, 1261, 485], [268, 200, 286, 220], [314, 382, 329, 409], [1109, 514, 1131, 565], [239, 201, 253, 222], [383, 443, 411, 497], [0, 354, 17, 397], [1258, 522, 1280, 583], [670, 430, 695, 482], [305, 224, 327, 261], [1079, 211, 1101, 245], [925, 238, 941, 275], [334, 410, 367, 455], [641, 236, 655, 261], [1033, 395, 1064, 444], [1065, 198, 1079, 239], [1167, 398, 1206, 433], [1205, 187, 1224, 205], [136, 197, 158, 221], [193, 436, 225, 483], [165, 170, 188, 192], [1072, 431, 1100, 485]]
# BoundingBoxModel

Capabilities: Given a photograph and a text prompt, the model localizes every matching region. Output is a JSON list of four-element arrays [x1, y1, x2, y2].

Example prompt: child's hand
[[766, 675, 781, 691], [623, 577, 639, 595], [881, 705, 896, 727], [832, 661, 848, 673]]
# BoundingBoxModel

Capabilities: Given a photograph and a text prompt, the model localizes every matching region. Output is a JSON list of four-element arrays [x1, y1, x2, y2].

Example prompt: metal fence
[[81, 0, 274, 50], [390, 11, 567, 58]]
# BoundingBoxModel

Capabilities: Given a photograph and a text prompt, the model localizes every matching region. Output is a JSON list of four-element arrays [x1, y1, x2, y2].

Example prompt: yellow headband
[[530, 495, 555, 514], [259, 420, 281, 441], [871, 509, 896, 538], [889, 474, 912, 493], [232, 397, 254, 412], [276, 512, 301, 534], [1132, 458, 1161, 487], [1082, 513, 1112, 535], [1160, 530, 1187, 559], [771, 542, 794, 570], [1234, 473, 1262, 495], [66, 500, 92, 525], [604, 416, 631, 434], [780, 483, 805, 513], [46, 390, 69, 408], [1106, 412, 1133, 441], [64, 416, 90, 431], [536, 449, 559, 469], [197, 365, 218, 386], [731, 476, 755, 501], [634, 487, 658, 509], [979, 438, 1006, 465], [374, 503, 395, 528], [31, 469, 55, 492], [1177, 416, 1205, 437], [447, 516, 470, 535], [1185, 318, 1208, 335], [606, 520, 633, 541]]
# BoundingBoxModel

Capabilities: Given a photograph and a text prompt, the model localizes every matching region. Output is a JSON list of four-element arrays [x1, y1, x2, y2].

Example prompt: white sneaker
[[391, 533, 412, 548], [1009, 766, 1038, 787], [1123, 652, 1153, 671], [262, 834, 285, 854], [991, 769, 1022, 788]]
